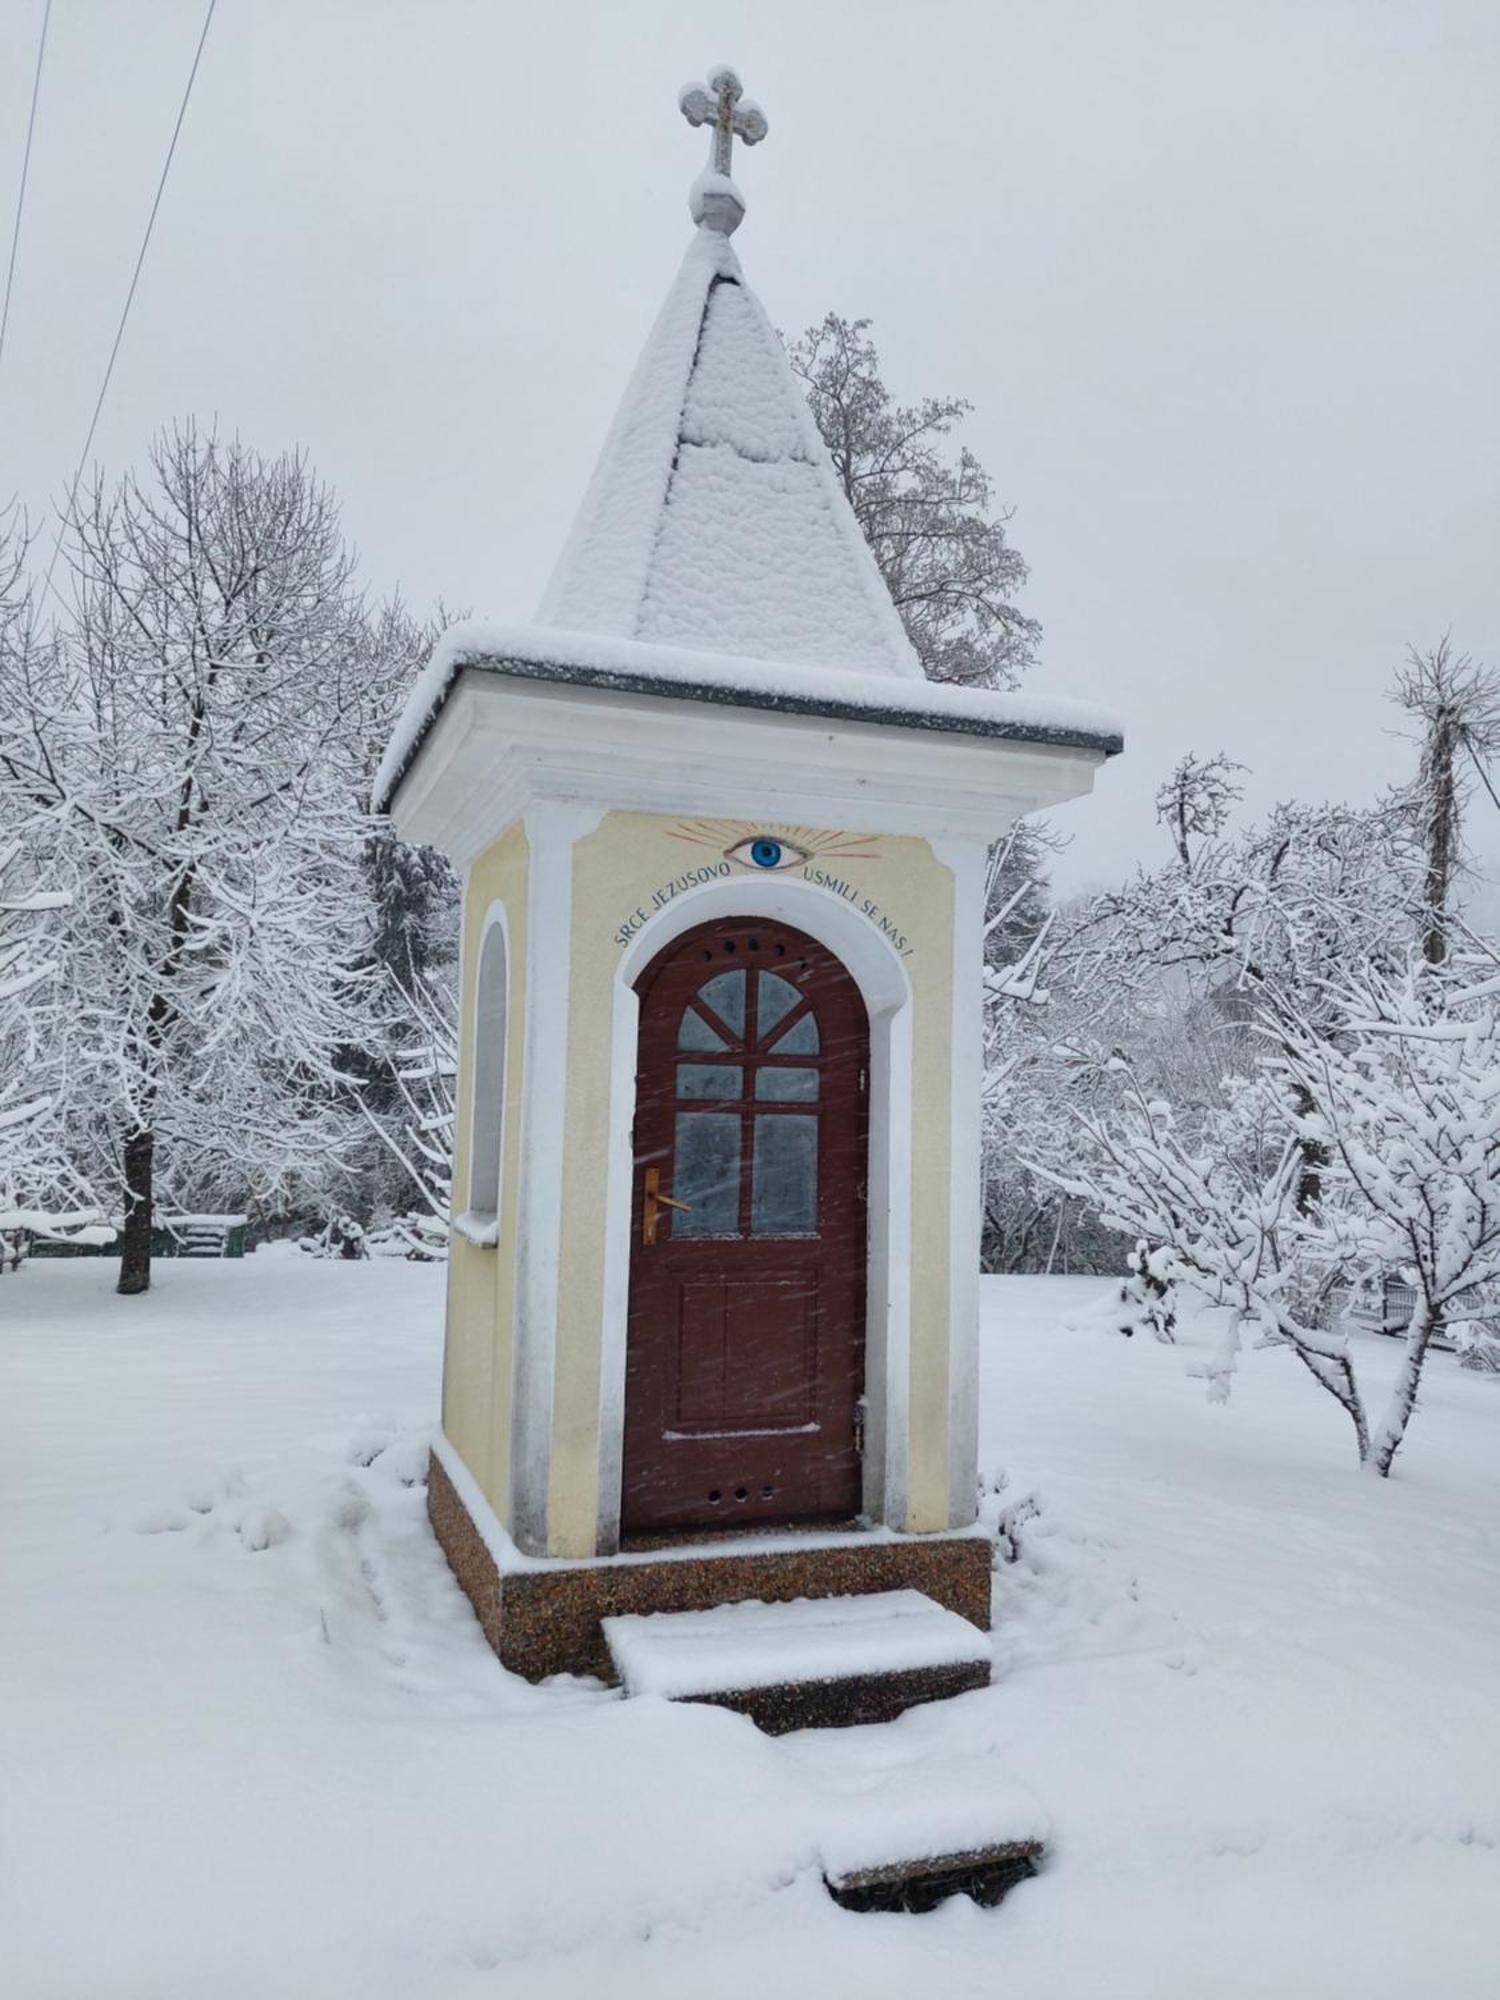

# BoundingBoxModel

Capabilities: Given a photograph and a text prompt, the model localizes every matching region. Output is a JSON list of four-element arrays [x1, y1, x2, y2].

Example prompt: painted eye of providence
[[726, 835, 809, 870]]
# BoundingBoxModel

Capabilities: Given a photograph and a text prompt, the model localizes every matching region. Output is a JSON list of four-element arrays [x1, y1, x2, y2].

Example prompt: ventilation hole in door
[[749, 937, 760, 951], [734, 1487, 749, 1502], [724, 940, 737, 953], [760, 1485, 774, 1501], [707, 1489, 722, 1504], [775, 942, 785, 955]]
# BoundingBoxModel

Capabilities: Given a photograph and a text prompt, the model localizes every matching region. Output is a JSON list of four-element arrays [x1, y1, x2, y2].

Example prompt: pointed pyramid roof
[[535, 226, 922, 680], [372, 71, 1124, 818]]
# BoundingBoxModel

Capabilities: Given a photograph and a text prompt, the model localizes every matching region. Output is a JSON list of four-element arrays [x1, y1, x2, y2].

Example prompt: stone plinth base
[[427, 1448, 993, 1684], [686, 1659, 990, 1733]]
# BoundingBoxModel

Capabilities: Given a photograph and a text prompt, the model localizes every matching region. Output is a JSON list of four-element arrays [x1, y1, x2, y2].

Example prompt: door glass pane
[[671, 1113, 741, 1236], [697, 969, 746, 1036], [677, 1064, 742, 1100], [754, 1066, 818, 1101], [678, 1008, 729, 1052], [770, 1011, 819, 1055], [751, 1114, 818, 1235], [756, 971, 801, 1040]]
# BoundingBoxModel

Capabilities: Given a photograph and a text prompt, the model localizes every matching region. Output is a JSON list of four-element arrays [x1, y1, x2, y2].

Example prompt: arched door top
[[615, 870, 913, 1023]]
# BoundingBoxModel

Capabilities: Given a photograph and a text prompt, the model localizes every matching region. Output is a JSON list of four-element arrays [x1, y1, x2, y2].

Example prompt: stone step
[[601, 1587, 992, 1733], [825, 1839, 1044, 1914]]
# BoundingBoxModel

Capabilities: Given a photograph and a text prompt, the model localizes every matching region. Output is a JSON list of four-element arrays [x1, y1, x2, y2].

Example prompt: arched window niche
[[456, 907, 508, 1249]]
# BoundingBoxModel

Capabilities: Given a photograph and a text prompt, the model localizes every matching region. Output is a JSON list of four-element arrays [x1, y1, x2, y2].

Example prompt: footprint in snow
[[345, 1420, 400, 1467], [238, 1504, 293, 1551], [131, 1504, 191, 1535], [181, 1465, 246, 1514]]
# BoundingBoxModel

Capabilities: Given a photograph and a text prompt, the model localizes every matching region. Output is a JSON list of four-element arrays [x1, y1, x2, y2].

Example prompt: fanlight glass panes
[[770, 1011, 819, 1056], [671, 1114, 741, 1235], [677, 1064, 743, 1101], [678, 1009, 729, 1053], [697, 969, 747, 1036], [754, 1067, 818, 1102], [756, 971, 802, 1039], [750, 1114, 818, 1235]]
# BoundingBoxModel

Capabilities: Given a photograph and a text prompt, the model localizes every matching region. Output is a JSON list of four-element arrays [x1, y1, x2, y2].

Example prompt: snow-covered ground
[[3, 1253, 1497, 1997]]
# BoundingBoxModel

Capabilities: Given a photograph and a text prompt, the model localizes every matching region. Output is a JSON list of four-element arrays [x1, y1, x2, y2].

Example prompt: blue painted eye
[[725, 835, 810, 873]]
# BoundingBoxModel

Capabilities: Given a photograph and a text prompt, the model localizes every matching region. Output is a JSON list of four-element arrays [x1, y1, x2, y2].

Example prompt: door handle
[[642, 1166, 693, 1246]]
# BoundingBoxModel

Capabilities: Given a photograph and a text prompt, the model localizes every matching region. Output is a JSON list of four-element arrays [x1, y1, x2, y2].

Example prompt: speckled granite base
[[427, 1447, 504, 1652], [688, 1658, 990, 1733], [427, 1449, 993, 1686]]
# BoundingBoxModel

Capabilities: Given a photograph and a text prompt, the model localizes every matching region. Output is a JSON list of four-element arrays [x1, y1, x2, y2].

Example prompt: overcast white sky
[[1, 0, 1496, 889]]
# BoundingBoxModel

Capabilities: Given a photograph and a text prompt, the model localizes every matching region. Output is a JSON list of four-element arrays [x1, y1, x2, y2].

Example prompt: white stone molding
[[389, 673, 1107, 866], [508, 803, 605, 1553], [932, 838, 988, 1528]]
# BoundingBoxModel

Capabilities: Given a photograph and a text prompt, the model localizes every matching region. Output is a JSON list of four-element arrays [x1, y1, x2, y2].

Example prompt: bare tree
[[1058, 956, 1500, 1476], [1048, 1055, 1373, 1463], [1030, 739, 1425, 1296], [0, 831, 95, 1242], [3, 426, 381, 1292], [327, 597, 462, 1231], [1154, 752, 1246, 870], [1068, 791, 1420, 1036], [789, 314, 1039, 688], [0, 519, 98, 1246], [1391, 638, 1500, 964], [358, 966, 456, 1259], [1284, 963, 1500, 1472]]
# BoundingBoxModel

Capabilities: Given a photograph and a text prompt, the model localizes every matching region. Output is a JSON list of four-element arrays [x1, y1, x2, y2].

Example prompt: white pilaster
[[934, 837, 988, 1528], [508, 802, 603, 1553]]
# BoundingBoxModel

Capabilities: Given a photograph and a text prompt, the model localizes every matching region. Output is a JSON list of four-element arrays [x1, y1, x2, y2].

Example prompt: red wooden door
[[622, 918, 869, 1535]]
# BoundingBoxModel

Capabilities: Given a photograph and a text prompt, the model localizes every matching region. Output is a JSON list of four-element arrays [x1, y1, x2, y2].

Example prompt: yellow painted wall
[[443, 818, 528, 1524], [546, 811, 958, 1552]]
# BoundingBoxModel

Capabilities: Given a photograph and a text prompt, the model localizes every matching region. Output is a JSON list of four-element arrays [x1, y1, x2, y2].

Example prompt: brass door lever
[[642, 1166, 692, 1245]]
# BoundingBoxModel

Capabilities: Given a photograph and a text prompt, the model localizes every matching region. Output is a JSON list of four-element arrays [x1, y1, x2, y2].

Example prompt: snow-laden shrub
[[1451, 1321, 1500, 1375], [1054, 958, 1500, 1475]]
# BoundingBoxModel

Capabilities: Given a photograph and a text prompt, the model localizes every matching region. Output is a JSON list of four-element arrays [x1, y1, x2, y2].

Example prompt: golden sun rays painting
[[665, 819, 882, 874]]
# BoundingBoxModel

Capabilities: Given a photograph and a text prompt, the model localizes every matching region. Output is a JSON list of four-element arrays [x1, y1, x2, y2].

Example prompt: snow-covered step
[[602, 1588, 992, 1733], [790, 1724, 1050, 1910]]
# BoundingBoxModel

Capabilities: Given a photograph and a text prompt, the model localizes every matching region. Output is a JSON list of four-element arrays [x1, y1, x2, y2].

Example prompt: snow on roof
[[371, 617, 1124, 812], [374, 211, 1126, 814], [535, 225, 921, 679]]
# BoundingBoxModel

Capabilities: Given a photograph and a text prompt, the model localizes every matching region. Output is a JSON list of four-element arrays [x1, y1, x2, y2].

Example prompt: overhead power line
[[42, 0, 218, 603], [0, 0, 53, 385]]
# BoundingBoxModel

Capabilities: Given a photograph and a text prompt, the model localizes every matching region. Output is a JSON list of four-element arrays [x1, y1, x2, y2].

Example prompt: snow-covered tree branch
[[789, 313, 1040, 689], [4, 427, 393, 1291]]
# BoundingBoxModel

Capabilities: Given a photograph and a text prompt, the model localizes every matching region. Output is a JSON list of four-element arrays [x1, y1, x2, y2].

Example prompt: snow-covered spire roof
[[374, 67, 1123, 816], [534, 76, 923, 682]]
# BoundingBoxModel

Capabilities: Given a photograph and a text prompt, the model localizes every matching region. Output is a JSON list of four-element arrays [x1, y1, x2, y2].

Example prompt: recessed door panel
[[672, 1274, 817, 1432]]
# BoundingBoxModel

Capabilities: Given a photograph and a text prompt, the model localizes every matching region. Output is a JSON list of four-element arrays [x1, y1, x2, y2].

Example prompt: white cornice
[[391, 671, 1109, 866]]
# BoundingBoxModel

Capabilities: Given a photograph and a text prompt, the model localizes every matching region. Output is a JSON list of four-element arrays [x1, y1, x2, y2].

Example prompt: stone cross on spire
[[679, 65, 768, 236]]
